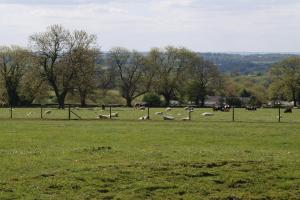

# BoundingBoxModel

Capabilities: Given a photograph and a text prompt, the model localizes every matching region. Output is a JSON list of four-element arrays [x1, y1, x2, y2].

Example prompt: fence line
[[0, 104, 298, 123]]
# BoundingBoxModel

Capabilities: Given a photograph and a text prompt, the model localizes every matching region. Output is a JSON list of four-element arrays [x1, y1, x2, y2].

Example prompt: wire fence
[[0, 104, 299, 123]]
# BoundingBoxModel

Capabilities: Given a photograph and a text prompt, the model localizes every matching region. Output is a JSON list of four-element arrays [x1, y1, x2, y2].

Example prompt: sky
[[0, 0, 300, 52]]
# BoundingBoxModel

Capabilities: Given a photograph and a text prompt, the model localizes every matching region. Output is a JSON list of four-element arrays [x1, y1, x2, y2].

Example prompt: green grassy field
[[0, 109, 300, 199]]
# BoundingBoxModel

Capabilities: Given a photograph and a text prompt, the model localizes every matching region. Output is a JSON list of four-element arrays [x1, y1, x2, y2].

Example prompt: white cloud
[[0, 0, 299, 52]]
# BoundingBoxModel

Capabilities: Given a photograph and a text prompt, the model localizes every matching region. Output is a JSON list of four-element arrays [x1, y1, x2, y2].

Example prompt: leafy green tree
[[186, 56, 221, 107], [142, 93, 162, 107], [148, 47, 192, 106], [107, 48, 154, 107], [0, 46, 32, 106], [269, 57, 300, 106]]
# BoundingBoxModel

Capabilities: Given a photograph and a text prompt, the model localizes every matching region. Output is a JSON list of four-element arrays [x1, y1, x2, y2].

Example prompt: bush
[[142, 93, 162, 107]]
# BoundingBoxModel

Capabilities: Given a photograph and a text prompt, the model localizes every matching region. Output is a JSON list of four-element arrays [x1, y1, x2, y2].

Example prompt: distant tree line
[[0, 25, 299, 108]]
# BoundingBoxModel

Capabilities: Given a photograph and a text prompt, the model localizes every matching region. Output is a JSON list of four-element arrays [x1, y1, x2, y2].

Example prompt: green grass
[[0, 110, 300, 199]]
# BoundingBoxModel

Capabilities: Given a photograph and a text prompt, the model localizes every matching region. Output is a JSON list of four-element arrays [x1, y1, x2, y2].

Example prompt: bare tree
[[108, 48, 154, 107], [70, 30, 98, 107], [30, 25, 77, 108], [0, 46, 31, 106]]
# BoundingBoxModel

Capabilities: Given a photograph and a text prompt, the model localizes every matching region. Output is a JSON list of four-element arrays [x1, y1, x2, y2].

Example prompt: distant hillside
[[99, 52, 300, 75], [200, 53, 299, 74]]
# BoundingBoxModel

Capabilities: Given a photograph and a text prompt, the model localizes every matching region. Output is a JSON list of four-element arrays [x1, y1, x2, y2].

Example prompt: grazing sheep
[[110, 112, 119, 117], [163, 115, 175, 120], [44, 110, 51, 114], [202, 112, 214, 116], [139, 115, 149, 120], [181, 117, 190, 121], [97, 114, 110, 119], [184, 107, 189, 110], [155, 112, 163, 115], [165, 107, 172, 112], [26, 112, 33, 117]]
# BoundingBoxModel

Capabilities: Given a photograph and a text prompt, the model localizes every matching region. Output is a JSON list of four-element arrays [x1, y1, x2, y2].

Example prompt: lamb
[[97, 112, 119, 119], [44, 110, 51, 114], [202, 112, 214, 116], [26, 112, 33, 117], [110, 112, 119, 117], [155, 112, 163, 115], [163, 115, 175, 120], [165, 107, 172, 112], [139, 115, 149, 120], [181, 117, 190, 121], [97, 114, 110, 119]]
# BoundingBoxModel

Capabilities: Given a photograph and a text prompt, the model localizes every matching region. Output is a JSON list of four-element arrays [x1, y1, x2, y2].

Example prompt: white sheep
[[44, 110, 52, 114], [139, 115, 149, 120], [155, 112, 163, 115], [181, 117, 190, 121], [110, 112, 119, 117], [163, 115, 175, 120], [26, 112, 33, 117], [97, 114, 110, 119], [202, 112, 214, 116], [165, 107, 172, 112]]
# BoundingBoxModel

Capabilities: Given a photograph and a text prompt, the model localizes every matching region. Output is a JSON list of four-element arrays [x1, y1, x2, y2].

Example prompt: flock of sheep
[[6, 106, 216, 120], [95, 106, 215, 121], [5, 106, 295, 121]]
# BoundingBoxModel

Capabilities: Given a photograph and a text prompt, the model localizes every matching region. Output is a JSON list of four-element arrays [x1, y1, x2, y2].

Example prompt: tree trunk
[[292, 90, 297, 107], [163, 94, 171, 106], [194, 96, 200, 107], [6, 80, 20, 106], [80, 92, 87, 107], [52, 83, 67, 109], [57, 95, 66, 109], [200, 96, 205, 108], [126, 97, 133, 107]]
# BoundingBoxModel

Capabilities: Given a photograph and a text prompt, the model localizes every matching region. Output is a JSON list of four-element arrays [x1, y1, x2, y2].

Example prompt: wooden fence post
[[10, 105, 12, 119], [110, 106, 112, 119], [232, 106, 235, 122], [68, 104, 71, 120], [278, 105, 281, 123], [41, 104, 43, 119]]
